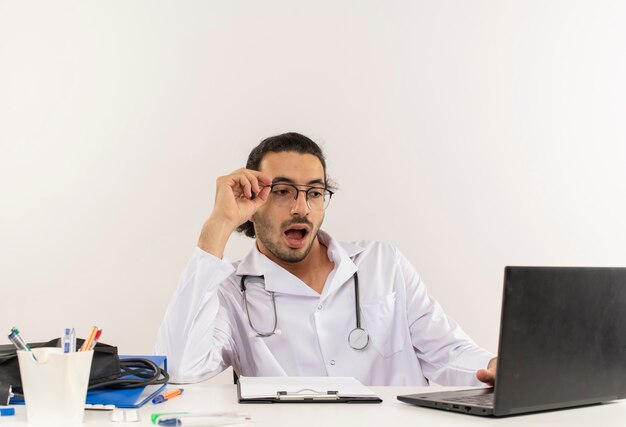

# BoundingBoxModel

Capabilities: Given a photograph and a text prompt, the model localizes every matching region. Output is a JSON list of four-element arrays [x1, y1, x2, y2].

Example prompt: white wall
[[1, 1, 625, 384]]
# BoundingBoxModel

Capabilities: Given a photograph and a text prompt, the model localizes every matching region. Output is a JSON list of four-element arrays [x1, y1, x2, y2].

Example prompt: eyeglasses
[[264, 183, 334, 210]]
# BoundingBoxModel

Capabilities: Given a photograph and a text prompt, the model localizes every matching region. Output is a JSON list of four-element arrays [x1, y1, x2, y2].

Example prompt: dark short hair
[[237, 132, 330, 238]]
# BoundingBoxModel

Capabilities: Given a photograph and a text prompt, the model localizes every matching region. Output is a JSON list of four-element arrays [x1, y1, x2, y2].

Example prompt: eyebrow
[[272, 176, 326, 186]]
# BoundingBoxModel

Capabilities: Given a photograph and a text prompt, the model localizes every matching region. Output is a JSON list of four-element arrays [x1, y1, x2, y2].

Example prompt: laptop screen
[[493, 266, 626, 416]]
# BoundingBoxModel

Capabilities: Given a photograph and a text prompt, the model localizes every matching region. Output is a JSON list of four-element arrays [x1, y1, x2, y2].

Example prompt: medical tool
[[240, 272, 369, 350]]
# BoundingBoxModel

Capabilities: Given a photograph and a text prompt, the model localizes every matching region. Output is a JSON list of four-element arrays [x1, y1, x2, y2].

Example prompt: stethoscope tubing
[[353, 272, 362, 329], [240, 275, 277, 338], [240, 272, 368, 349]]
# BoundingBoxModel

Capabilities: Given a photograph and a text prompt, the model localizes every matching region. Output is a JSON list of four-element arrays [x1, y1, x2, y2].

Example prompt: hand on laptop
[[476, 357, 497, 385]]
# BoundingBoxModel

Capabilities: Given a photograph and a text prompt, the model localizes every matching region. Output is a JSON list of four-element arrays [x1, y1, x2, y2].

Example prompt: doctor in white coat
[[155, 132, 497, 386]]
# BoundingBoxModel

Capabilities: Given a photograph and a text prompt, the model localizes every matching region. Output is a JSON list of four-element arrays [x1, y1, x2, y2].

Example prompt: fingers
[[222, 168, 272, 200], [476, 368, 495, 385], [212, 168, 273, 225], [476, 358, 497, 385], [236, 173, 254, 199], [241, 170, 269, 199], [254, 184, 271, 203], [199, 169, 272, 257]]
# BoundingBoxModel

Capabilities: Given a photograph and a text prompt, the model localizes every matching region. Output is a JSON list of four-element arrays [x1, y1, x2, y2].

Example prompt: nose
[[290, 190, 310, 216]]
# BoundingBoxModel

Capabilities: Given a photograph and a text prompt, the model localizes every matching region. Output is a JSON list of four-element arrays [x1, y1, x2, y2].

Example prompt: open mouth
[[283, 225, 309, 248]]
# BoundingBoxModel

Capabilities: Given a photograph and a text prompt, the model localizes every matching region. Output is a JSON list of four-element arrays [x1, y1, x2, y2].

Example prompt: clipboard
[[237, 376, 382, 404]]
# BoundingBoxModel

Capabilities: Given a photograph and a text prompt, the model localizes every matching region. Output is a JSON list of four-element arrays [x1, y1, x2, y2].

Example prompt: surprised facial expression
[[252, 151, 327, 264]]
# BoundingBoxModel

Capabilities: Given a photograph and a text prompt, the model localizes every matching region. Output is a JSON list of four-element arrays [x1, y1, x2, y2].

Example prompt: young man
[[155, 132, 497, 386]]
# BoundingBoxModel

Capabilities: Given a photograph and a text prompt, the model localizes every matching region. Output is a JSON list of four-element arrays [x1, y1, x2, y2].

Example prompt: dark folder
[[85, 355, 167, 408]]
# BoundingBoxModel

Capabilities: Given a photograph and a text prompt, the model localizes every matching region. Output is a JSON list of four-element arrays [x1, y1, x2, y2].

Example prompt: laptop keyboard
[[444, 393, 494, 407]]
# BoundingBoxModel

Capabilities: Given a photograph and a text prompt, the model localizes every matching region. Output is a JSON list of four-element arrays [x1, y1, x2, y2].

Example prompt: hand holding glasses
[[262, 183, 334, 210]]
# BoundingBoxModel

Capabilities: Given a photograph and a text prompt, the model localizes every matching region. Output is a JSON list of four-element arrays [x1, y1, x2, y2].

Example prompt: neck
[[262, 236, 334, 293]]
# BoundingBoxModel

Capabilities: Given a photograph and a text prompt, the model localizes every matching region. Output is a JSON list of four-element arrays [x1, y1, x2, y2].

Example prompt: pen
[[152, 388, 184, 404], [70, 327, 76, 352], [8, 327, 37, 361], [153, 412, 252, 427], [62, 328, 72, 353], [158, 418, 250, 426], [88, 328, 102, 350], [80, 326, 99, 352]]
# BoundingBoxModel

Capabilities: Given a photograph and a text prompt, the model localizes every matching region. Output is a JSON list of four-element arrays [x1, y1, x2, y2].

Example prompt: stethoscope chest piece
[[348, 327, 369, 350]]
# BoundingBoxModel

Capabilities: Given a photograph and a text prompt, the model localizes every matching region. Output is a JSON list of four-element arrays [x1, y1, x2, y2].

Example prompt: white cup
[[18, 348, 93, 426]]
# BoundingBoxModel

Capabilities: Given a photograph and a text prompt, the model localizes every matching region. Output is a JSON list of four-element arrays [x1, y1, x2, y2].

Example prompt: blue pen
[[62, 328, 72, 353]]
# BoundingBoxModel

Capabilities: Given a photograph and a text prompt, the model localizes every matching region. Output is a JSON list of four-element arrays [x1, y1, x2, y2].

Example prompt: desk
[[2, 384, 625, 426]]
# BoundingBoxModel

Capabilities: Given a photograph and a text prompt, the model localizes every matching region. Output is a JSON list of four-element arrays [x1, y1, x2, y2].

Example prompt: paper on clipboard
[[238, 376, 379, 399]]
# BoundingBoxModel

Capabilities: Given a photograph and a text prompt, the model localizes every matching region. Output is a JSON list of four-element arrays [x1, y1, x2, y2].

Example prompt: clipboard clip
[[277, 388, 339, 401]]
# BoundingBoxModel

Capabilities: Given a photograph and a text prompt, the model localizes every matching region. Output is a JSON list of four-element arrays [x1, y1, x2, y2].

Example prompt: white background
[[1, 1, 625, 384]]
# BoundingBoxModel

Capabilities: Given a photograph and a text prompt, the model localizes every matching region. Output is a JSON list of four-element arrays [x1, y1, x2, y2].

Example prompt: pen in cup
[[80, 326, 100, 351], [8, 327, 37, 361], [62, 328, 69, 353], [62, 327, 75, 353], [70, 327, 76, 352], [88, 328, 102, 350]]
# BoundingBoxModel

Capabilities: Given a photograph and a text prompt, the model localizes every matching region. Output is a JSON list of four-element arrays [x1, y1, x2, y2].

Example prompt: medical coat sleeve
[[398, 249, 494, 385], [155, 247, 237, 383]]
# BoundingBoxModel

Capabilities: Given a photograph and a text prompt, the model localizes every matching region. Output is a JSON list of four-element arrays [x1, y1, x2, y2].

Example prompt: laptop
[[398, 266, 626, 417]]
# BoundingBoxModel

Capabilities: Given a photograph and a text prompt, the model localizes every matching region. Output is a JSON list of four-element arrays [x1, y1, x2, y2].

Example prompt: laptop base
[[397, 388, 494, 417]]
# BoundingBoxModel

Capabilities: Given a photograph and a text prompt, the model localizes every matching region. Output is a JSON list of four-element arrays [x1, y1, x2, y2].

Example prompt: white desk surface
[[2, 383, 625, 426]]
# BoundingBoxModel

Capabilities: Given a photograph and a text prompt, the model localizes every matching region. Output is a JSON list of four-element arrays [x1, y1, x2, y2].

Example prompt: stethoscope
[[240, 272, 370, 350]]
